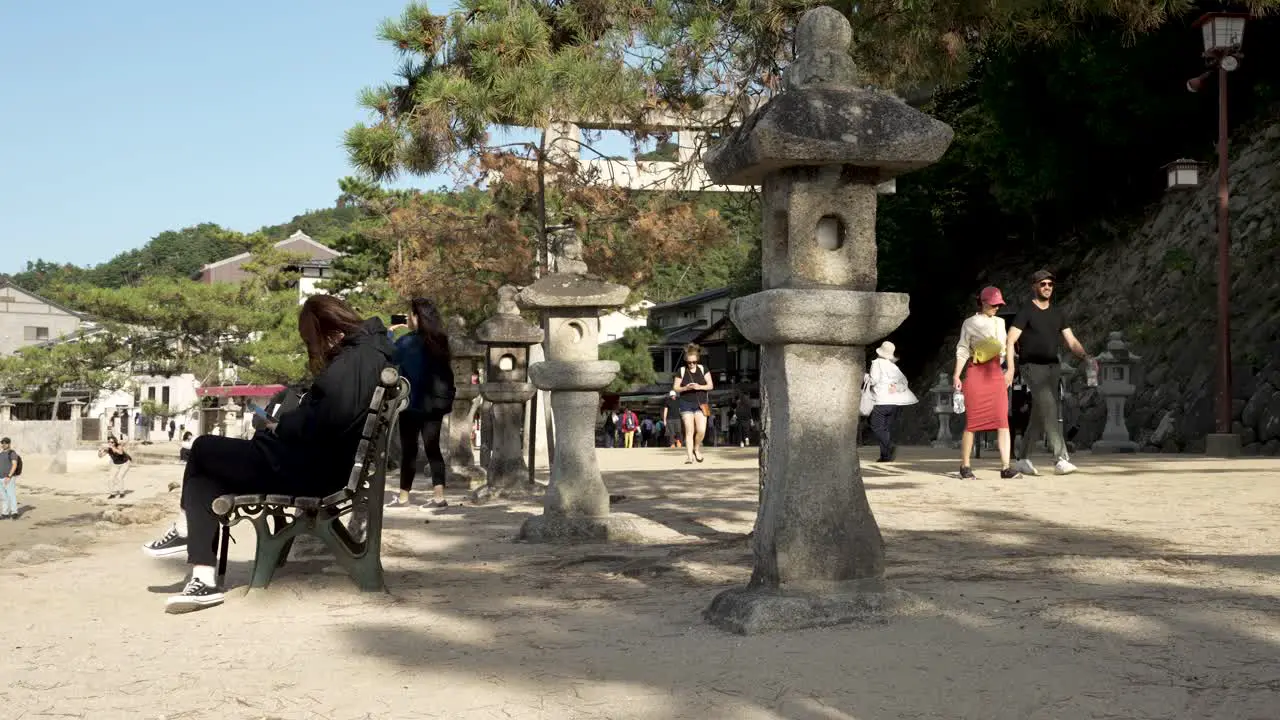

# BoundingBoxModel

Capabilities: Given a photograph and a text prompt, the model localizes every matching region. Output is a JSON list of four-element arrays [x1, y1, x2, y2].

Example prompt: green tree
[[0, 332, 130, 416], [600, 327, 663, 393], [343, 0, 733, 320]]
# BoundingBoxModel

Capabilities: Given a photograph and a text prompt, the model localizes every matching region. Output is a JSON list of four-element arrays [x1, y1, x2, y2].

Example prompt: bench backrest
[[345, 366, 409, 499]]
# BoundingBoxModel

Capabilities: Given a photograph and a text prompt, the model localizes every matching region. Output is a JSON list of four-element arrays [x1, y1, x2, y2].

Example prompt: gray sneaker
[[1016, 459, 1040, 477]]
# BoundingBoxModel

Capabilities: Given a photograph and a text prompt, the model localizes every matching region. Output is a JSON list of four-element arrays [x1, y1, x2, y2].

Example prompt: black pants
[[399, 409, 445, 492], [180, 435, 311, 567], [868, 405, 900, 460]]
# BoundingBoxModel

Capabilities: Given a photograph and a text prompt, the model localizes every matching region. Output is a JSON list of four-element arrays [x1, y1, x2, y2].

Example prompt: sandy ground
[[2, 447, 1279, 720]]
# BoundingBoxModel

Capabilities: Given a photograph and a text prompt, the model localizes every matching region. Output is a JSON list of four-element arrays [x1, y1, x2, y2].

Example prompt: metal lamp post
[[1187, 12, 1248, 458]]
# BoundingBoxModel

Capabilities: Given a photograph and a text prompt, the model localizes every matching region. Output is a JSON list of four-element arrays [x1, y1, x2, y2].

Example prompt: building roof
[[653, 320, 711, 347], [196, 231, 342, 274], [0, 279, 85, 319], [648, 286, 731, 312]]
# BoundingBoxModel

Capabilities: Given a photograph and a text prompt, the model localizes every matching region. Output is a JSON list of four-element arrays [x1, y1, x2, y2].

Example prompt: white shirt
[[868, 358, 918, 406], [956, 313, 1008, 364]]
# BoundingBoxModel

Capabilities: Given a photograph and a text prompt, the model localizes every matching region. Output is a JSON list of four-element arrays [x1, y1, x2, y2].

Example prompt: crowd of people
[[599, 344, 759, 456]]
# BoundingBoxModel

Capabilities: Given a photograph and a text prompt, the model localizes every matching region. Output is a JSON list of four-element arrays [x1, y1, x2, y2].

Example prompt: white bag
[[952, 389, 966, 415], [859, 376, 875, 417]]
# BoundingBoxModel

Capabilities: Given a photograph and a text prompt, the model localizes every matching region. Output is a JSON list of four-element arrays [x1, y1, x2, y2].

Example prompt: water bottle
[[1085, 357, 1099, 388]]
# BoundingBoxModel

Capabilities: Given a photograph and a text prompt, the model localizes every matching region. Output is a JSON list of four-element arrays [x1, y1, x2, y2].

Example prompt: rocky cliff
[[901, 117, 1280, 455]]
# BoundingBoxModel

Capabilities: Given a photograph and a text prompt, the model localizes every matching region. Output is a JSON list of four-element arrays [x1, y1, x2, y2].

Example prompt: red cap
[[979, 286, 1005, 306]]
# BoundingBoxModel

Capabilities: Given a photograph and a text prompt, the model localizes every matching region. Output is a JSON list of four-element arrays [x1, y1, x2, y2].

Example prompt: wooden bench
[[212, 367, 408, 591]]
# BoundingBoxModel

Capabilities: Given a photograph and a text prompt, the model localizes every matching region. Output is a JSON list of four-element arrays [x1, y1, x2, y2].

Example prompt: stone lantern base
[[1092, 439, 1139, 454], [705, 579, 897, 635]]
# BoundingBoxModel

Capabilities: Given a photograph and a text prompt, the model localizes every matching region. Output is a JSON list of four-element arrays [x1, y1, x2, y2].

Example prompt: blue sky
[[0, 0, 633, 274]]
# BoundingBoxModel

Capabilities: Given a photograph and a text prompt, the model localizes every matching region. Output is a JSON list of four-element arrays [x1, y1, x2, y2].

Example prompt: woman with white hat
[[865, 340, 917, 462]]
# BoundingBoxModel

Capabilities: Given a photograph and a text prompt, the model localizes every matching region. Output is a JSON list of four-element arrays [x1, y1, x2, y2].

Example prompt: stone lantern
[[517, 229, 632, 541], [699, 7, 953, 634], [445, 316, 486, 488], [929, 372, 956, 448], [472, 286, 544, 500], [1091, 331, 1141, 453]]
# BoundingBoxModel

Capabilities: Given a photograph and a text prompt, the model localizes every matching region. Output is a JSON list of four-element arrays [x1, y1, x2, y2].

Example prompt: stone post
[[69, 400, 86, 443], [1092, 331, 1140, 453], [473, 286, 544, 501], [699, 7, 953, 634], [445, 316, 486, 488], [0, 400, 13, 422], [929, 372, 956, 448], [517, 229, 632, 541]]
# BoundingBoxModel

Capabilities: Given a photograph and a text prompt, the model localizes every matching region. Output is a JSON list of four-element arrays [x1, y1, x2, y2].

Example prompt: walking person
[[953, 287, 1019, 480], [602, 410, 617, 448], [619, 406, 639, 448], [865, 341, 918, 462], [674, 343, 713, 463], [1007, 270, 1089, 476], [168, 420, 176, 441], [0, 437, 21, 519], [385, 297, 456, 510], [140, 294, 395, 614], [662, 391, 682, 448], [99, 436, 133, 499], [639, 416, 654, 448]]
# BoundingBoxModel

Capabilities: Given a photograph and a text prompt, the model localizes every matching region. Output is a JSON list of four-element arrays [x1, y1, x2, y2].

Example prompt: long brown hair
[[411, 297, 450, 364], [298, 295, 365, 374]]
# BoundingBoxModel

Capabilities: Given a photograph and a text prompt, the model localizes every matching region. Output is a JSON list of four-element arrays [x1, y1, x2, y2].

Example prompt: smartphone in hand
[[390, 313, 408, 326]]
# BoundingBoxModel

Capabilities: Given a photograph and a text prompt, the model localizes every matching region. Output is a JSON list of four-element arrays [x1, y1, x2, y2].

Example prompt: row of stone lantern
[[928, 331, 1140, 452]]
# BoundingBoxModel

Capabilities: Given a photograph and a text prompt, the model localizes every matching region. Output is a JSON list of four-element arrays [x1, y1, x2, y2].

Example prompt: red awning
[[196, 384, 287, 398]]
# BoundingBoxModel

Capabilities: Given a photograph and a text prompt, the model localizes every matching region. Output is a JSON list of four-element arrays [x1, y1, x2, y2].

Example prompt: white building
[[599, 300, 654, 343], [0, 280, 83, 356]]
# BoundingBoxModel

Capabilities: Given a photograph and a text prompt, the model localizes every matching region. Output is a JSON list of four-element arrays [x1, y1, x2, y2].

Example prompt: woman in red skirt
[[952, 286, 1019, 479]]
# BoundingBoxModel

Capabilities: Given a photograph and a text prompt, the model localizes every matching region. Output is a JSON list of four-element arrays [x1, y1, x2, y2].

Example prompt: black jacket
[[254, 317, 395, 490], [393, 333, 456, 414]]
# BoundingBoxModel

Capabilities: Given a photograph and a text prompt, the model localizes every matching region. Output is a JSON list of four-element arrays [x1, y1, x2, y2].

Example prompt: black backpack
[[8, 451, 21, 477]]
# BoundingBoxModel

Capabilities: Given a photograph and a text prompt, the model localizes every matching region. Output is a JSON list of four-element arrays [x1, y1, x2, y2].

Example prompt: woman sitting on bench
[[142, 295, 395, 614]]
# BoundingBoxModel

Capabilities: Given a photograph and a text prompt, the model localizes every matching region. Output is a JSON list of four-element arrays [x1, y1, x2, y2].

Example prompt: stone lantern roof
[[475, 286, 543, 345], [702, 6, 953, 186]]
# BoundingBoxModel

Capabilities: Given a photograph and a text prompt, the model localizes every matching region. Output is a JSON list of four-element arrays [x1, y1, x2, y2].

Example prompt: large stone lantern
[[445, 316, 486, 487], [1091, 331, 1141, 453], [472, 286, 544, 500], [700, 7, 953, 634], [517, 230, 632, 541], [929, 372, 957, 448]]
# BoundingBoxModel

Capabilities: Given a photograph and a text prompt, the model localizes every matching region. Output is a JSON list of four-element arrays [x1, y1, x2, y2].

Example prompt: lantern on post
[[930, 372, 956, 448], [1091, 331, 1141, 454], [1195, 12, 1248, 57], [1163, 159, 1204, 190]]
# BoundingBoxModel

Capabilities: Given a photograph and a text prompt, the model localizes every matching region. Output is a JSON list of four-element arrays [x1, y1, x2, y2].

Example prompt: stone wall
[[0, 420, 79, 456], [901, 118, 1280, 455]]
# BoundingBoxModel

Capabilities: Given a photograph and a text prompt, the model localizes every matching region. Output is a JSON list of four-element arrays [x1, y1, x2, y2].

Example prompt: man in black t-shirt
[[1006, 269, 1089, 476]]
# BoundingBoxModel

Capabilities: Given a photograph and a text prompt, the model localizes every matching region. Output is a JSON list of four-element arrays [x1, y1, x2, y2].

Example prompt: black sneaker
[[165, 578, 225, 614], [142, 526, 188, 558], [958, 466, 976, 479], [420, 499, 449, 511], [1000, 467, 1022, 480]]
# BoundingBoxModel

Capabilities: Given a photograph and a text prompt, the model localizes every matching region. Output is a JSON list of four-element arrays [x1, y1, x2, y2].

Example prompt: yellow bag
[[972, 336, 1004, 365]]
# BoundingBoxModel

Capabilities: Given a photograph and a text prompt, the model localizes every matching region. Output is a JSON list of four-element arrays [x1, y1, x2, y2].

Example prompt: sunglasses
[[1038, 281, 1054, 288]]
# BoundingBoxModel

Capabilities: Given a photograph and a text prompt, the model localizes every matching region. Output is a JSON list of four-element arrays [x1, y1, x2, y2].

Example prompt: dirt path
[[3, 448, 1279, 719]]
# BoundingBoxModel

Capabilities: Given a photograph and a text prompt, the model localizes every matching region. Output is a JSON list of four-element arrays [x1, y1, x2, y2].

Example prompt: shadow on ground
[[197, 448, 1280, 719]]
